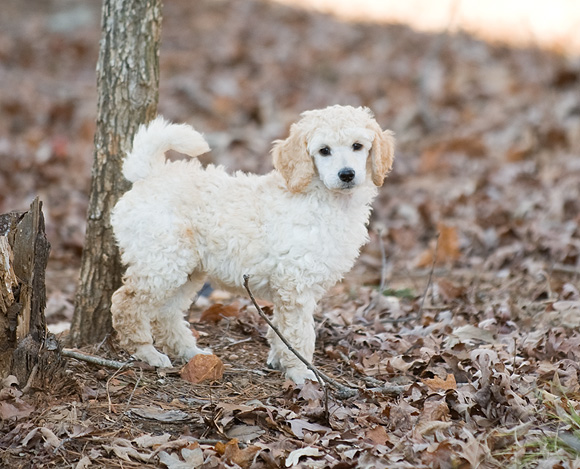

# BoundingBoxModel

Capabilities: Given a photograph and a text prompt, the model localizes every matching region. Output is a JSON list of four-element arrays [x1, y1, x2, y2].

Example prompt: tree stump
[[0, 198, 64, 388]]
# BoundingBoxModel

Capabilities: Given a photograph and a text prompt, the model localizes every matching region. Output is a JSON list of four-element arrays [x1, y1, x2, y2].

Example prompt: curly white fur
[[111, 105, 395, 384]]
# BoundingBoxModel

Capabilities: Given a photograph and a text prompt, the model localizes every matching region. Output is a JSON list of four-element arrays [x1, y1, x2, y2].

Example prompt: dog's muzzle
[[338, 167, 355, 183]]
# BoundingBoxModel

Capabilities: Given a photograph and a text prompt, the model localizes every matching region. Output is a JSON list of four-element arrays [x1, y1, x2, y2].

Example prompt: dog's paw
[[134, 345, 173, 368], [285, 367, 317, 385], [267, 351, 282, 370], [181, 345, 213, 361]]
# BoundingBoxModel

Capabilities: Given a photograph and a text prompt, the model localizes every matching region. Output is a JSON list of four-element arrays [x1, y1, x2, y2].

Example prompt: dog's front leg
[[266, 295, 318, 384]]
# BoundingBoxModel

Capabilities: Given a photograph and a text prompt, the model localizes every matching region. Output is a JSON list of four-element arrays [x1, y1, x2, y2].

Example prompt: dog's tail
[[123, 116, 211, 183]]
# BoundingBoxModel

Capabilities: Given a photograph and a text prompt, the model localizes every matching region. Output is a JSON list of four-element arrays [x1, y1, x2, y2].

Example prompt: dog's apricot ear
[[370, 127, 395, 187], [272, 125, 314, 193]]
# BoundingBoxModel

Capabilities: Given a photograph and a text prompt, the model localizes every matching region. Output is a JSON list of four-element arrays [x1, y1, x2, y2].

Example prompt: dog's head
[[272, 105, 395, 193]]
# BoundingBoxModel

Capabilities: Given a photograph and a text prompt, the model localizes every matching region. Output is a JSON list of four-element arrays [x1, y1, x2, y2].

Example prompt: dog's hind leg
[[111, 284, 173, 368], [152, 273, 212, 361]]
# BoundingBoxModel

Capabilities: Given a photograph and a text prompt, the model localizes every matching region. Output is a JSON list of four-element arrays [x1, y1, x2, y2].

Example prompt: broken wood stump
[[0, 198, 67, 391]]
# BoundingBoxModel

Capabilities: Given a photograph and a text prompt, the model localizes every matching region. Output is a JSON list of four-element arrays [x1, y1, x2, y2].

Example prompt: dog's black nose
[[338, 168, 355, 182]]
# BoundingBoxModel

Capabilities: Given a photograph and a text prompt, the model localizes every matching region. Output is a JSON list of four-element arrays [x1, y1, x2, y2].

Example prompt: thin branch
[[62, 348, 134, 370], [378, 228, 387, 293], [363, 228, 389, 315], [22, 364, 38, 394], [124, 367, 143, 411], [106, 360, 133, 413], [553, 263, 580, 275], [417, 232, 440, 319], [220, 337, 252, 350]]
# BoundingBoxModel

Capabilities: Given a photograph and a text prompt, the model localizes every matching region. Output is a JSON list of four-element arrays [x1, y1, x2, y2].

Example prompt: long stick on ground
[[62, 348, 133, 370]]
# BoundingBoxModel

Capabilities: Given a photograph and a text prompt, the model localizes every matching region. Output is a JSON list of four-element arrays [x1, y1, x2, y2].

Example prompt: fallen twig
[[378, 228, 388, 293], [22, 364, 38, 394], [417, 232, 440, 318], [553, 263, 580, 276], [62, 348, 134, 370], [124, 367, 143, 411], [106, 363, 127, 413], [363, 228, 388, 316], [220, 337, 252, 349]]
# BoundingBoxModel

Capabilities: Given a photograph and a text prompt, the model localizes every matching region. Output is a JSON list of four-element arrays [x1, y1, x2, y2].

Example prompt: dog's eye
[[319, 146, 331, 156], [352, 142, 363, 151]]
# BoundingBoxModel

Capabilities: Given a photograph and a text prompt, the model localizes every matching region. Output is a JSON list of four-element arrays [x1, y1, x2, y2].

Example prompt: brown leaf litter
[[2, 0, 580, 467]]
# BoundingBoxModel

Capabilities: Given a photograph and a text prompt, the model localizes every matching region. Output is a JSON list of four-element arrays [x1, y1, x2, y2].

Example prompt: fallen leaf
[[0, 387, 22, 400], [285, 447, 321, 467], [414, 420, 453, 437], [365, 425, 390, 446], [180, 354, 224, 384], [448, 325, 495, 345], [423, 374, 457, 392], [200, 303, 240, 323], [419, 399, 451, 422], [1, 375, 19, 388], [134, 433, 172, 448], [416, 223, 461, 267], [215, 439, 260, 468], [297, 380, 324, 402], [159, 447, 204, 469], [226, 424, 265, 442], [288, 419, 331, 438], [21, 427, 61, 448], [436, 278, 465, 301], [0, 399, 35, 420], [131, 407, 190, 422], [75, 456, 91, 469], [104, 438, 151, 462]]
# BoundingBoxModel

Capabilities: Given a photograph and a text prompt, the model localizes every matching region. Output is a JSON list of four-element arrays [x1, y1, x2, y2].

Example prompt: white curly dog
[[111, 105, 395, 384]]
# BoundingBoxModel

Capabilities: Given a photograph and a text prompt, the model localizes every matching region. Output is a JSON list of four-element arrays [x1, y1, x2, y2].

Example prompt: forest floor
[[1, 0, 580, 467]]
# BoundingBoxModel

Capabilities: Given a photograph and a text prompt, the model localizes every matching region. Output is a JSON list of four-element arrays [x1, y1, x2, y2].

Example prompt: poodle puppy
[[110, 105, 395, 384]]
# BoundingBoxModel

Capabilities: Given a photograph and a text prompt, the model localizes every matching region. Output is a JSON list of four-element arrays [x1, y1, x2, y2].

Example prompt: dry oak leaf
[[21, 427, 61, 449], [200, 302, 240, 323], [0, 398, 35, 420], [415, 223, 461, 268], [423, 374, 457, 392], [365, 425, 390, 446], [285, 447, 321, 467], [215, 438, 260, 468], [288, 419, 331, 439], [159, 447, 204, 469], [181, 354, 224, 384], [131, 407, 189, 422], [436, 278, 465, 301]]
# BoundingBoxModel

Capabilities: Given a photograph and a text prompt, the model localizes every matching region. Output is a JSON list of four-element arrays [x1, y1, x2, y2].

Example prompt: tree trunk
[[70, 0, 162, 346], [0, 198, 52, 385]]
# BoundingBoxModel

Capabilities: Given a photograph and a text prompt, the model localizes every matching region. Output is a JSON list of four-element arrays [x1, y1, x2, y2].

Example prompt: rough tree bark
[[70, 0, 162, 346], [0, 198, 56, 386]]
